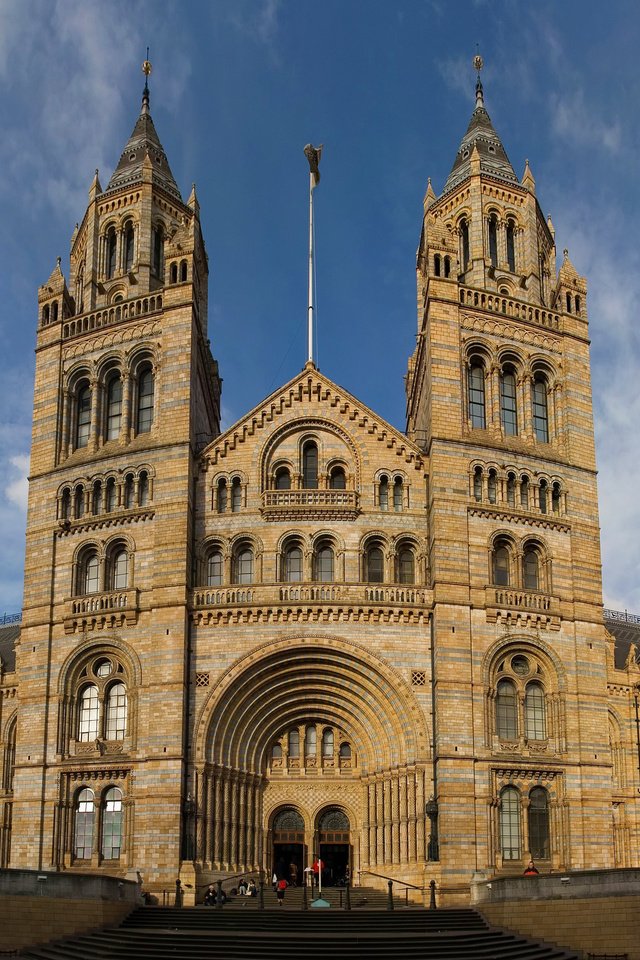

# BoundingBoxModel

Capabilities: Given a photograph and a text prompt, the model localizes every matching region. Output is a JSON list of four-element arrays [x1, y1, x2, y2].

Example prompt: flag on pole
[[304, 143, 323, 188]]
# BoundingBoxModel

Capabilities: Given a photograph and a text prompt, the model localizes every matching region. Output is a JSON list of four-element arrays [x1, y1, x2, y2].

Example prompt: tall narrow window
[[233, 546, 254, 584], [216, 479, 228, 513], [111, 549, 128, 590], [393, 477, 404, 511], [525, 682, 546, 740], [488, 214, 498, 267], [314, 543, 334, 582], [329, 467, 346, 489], [302, 441, 318, 489], [493, 544, 510, 586], [136, 367, 154, 434], [528, 787, 550, 860], [106, 375, 123, 441], [61, 488, 71, 519], [397, 546, 415, 584], [305, 725, 317, 757], [78, 685, 99, 741], [275, 467, 291, 490], [106, 478, 117, 512], [75, 486, 85, 519], [468, 362, 486, 428], [124, 223, 135, 272], [288, 729, 300, 758], [552, 482, 561, 514], [487, 470, 497, 504], [365, 544, 384, 583], [496, 679, 517, 739], [500, 787, 521, 861], [379, 476, 389, 510], [434, 254, 441, 276], [473, 467, 483, 501], [138, 471, 149, 506], [207, 549, 223, 586], [506, 220, 516, 271], [2, 719, 16, 793], [532, 377, 549, 442], [500, 368, 518, 435], [101, 787, 124, 859], [76, 383, 91, 449], [231, 477, 242, 512], [92, 481, 102, 516], [124, 474, 134, 509], [520, 476, 529, 509], [106, 228, 117, 279], [80, 552, 99, 595], [105, 684, 127, 741], [539, 480, 548, 514], [523, 549, 539, 591], [283, 544, 303, 582], [460, 218, 470, 269], [74, 789, 95, 859], [322, 728, 334, 758], [506, 473, 516, 507], [152, 225, 164, 278], [444, 256, 451, 278]]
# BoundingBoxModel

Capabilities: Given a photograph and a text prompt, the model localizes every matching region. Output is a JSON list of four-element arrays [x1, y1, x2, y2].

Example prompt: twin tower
[[3, 62, 632, 902]]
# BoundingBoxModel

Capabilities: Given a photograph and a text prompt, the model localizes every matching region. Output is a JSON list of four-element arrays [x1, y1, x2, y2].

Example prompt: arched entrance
[[272, 807, 305, 885], [317, 807, 350, 886]]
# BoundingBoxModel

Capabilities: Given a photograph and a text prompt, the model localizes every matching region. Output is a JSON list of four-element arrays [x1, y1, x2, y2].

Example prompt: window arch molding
[[393, 534, 422, 585], [229, 533, 263, 585], [310, 531, 342, 583], [489, 531, 517, 587], [360, 533, 389, 583], [520, 537, 551, 594], [1, 713, 17, 794], [200, 537, 227, 587], [128, 350, 156, 437], [276, 531, 308, 583], [270, 460, 295, 490], [260, 419, 361, 492], [72, 535, 135, 597], [464, 342, 492, 431]]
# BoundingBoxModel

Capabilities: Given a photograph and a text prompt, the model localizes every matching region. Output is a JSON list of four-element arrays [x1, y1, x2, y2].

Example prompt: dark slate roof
[[105, 84, 181, 200], [605, 613, 640, 671], [0, 623, 19, 674], [443, 78, 518, 195]]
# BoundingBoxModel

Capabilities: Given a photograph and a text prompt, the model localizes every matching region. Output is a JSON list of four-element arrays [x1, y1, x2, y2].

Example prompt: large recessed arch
[[195, 635, 429, 776]]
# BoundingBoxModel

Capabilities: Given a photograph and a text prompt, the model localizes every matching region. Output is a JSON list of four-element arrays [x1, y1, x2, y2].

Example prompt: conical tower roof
[[443, 72, 518, 195], [105, 76, 182, 200]]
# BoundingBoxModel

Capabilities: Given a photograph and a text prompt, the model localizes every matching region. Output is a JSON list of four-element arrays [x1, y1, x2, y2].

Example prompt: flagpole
[[304, 144, 322, 367]]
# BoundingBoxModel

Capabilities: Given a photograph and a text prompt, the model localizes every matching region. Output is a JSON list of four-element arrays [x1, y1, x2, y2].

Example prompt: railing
[[261, 489, 360, 519], [63, 589, 140, 632], [62, 294, 163, 339], [359, 869, 432, 909], [487, 586, 558, 613], [191, 582, 428, 610], [0, 614, 21, 626], [604, 608, 640, 626], [459, 285, 561, 330]]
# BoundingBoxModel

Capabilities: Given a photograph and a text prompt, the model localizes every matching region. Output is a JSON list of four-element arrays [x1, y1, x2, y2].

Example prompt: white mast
[[304, 144, 322, 365]]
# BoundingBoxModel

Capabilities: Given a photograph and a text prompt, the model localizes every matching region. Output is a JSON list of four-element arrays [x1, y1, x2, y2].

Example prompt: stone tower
[[12, 67, 221, 873], [406, 63, 610, 874]]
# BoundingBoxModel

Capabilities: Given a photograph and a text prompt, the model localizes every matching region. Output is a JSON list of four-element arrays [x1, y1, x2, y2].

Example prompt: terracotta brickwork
[[2, 70, 639, 904]]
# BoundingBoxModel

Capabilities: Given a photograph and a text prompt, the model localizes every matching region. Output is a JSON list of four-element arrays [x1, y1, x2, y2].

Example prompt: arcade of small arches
[[71, 538, 136, 599], [465, 345, 559, 442], [470, 462, 565, 516], [61, 350, 156, 457], [268, 724, 354, 774], [456, 210, 524, 275], [57, 465, 154, 523]]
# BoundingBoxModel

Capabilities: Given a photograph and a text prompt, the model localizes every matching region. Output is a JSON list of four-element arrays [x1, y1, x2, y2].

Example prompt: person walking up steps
[[276, 877, 288, 906]]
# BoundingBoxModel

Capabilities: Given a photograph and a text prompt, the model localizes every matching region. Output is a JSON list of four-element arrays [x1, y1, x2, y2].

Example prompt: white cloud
[[550, 89, 621, 154], [225, 0, 281, 52]]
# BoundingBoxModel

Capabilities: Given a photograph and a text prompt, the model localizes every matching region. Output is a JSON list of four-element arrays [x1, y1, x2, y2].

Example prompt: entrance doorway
[[272, 808, 305, 886], [317, 807, 351, 887]]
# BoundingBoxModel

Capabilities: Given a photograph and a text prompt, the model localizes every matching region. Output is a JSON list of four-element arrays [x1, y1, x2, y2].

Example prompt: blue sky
[[1, 0, 639, 614]]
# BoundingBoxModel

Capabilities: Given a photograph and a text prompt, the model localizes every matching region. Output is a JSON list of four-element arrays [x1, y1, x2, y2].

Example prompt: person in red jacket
[[523, 860, 539, 876]]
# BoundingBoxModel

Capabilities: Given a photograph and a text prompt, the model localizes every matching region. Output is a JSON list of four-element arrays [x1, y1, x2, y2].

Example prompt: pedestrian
[[276, 877, 288, 906], [289, 860, 298, 887], [272, 871, 278, 891], [523, 859, 539, 876], [204, 883, 216, 906]]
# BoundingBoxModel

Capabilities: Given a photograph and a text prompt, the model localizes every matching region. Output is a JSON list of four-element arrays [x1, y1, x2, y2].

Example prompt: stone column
[[415, 766, 425, 861]]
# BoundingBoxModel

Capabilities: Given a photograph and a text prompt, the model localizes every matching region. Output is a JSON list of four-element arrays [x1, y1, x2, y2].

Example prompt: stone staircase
[[19, 898, 581, 959]]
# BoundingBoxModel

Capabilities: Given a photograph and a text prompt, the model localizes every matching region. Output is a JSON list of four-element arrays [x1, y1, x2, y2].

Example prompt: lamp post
[[182, 793, 195, 861], [426, 796, 439, 862]]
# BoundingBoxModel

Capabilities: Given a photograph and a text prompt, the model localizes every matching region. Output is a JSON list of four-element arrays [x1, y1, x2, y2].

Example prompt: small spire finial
[[142, 48, 152, 113], [473, 50, 485, 109]]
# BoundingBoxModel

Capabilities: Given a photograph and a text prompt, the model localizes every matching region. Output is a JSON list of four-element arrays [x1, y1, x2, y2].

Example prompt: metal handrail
[[359, 869, 424, 890]]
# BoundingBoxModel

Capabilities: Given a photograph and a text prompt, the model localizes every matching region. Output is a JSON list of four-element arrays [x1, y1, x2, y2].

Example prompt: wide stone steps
[[19, 905, 580, 960]]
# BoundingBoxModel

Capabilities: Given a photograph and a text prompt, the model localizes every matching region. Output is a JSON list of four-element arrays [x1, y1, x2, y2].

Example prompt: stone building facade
[[1, 67, 640, 902]]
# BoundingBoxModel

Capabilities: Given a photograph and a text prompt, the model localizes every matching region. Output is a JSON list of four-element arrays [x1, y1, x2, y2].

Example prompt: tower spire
[[142, 49, 152, 115], [473, 52, 484, 110]]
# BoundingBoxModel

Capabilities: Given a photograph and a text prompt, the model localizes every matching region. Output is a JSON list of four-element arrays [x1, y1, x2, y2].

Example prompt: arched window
[[305, 725, 317, 757], [506, 473, 516, 507], [101, 787, 124, 859], [288, 729, 300, 758], [538, 479, 548, 514], [523, 548, 539, 591], [138, 471, 149, 506], [275, 467, 291, 490], [106, 374, 122, 441], [78, 685, 99, 741], [393, 477, 404, 511], [473, 466, 483, 501], [329, 467, 346, 489], [468, 361, 486, 428], [124, 474, 134, 509], [61, 487, 71, 520], [496, 680, 517, 739], [500, 367, 518, 435], [302, 441, 318, 489], [532, 377, 549, 442], [575, 295, 581, 314], [520, 476, 529, 509], [106, 227, 117, 279], [216, 479, 228, 513], [488, 214, 498, 267], [170, 262, 178, 284], [397, 545, 415, 584], [283, 544, 303, 582], [231, 477, 242, 512], [492, 543, 510, 586], [74, 486, 85, 519], [92, 481, 102, 516], [566, 292, 572, 313], [106, 478, 117, 513], [207, 549, 223, 586], [365, 544, 384, 583], [500, 786, 521, 861], [109, 547, 128, 590], [551, 482, 561, 514], [434, 254, 441, 276], [105, 683, 127, 741], [444, 256, 451, 278], [2, 718, 16, 793], [487, 469, 497, 504], [74, 788, 95, 860], [271, 742, 283, 760], [136, 366, 154, 434], [314, 542, 334, 582], [76, 382, 91, 449], [233, 545, 254, 584], [528, 787, 549, 860], [78, 550, 99, 595], [379, 475, 389, 510], [152, 225, 164, 278], [524, 682, 546, 740], [322, 728, 334, 758], [124, 222, 135, 272], [180, 260, 188, 282], [339, 742, 351, 759], [460, 218, 470, 269], [506, 220, 516, 271]]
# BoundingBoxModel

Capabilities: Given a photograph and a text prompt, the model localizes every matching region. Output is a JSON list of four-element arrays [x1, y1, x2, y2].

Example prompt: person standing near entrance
[[276, 877, 288, 906], [289, 861, 298, 887]]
